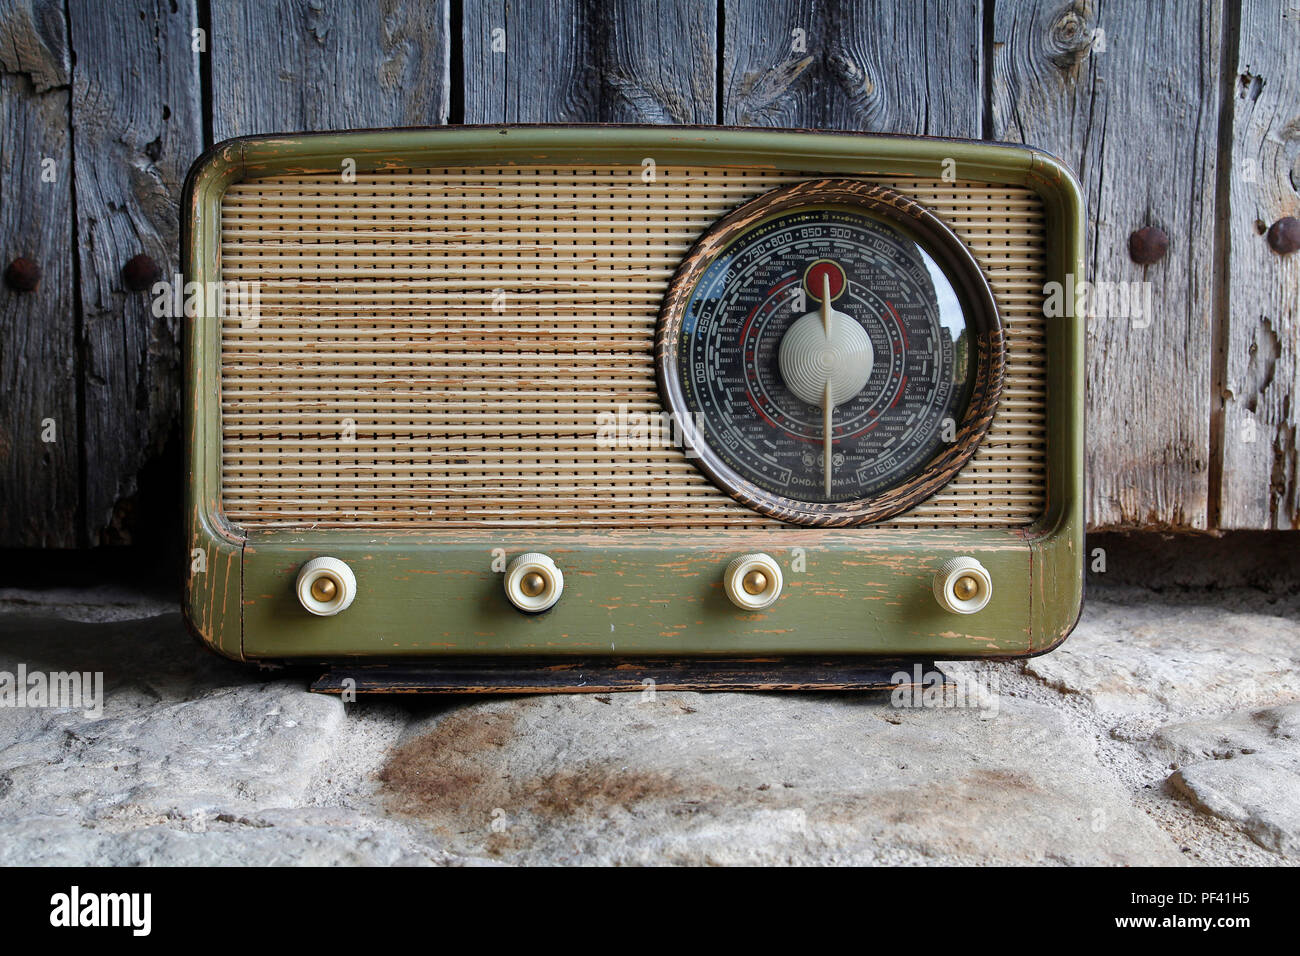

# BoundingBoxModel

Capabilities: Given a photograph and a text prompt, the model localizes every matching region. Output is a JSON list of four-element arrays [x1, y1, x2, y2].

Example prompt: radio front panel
[[217, 167, 1046, 530], [182, 127, 1083, 668]]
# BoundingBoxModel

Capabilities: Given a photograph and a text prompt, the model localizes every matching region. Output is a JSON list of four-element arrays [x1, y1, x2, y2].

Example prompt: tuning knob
[[724, 552, 783, 610], [933, 557, 992, 614], [296, 557, 357, 616], [504, 552, 564, 612]]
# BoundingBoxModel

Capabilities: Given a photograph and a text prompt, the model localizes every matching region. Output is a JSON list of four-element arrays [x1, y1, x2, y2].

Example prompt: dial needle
[[822, 273, 834, 497], [821, 272, 833, 337], [824, 383, 833, 497]]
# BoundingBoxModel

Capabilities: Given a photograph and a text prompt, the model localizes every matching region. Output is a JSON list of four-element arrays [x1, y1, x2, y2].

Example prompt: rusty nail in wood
[[1128, 227, 1168, 265], [4, 257, 41, 292], [1266, 217, 1300, 255], [122, 254, 162, 291]]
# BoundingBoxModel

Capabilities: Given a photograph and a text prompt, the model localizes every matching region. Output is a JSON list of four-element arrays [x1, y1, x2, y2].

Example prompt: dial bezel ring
[[654, 178, 1006, 527]]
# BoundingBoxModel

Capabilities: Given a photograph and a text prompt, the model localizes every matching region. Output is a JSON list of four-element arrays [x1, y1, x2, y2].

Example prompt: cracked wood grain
[[721, 0, 983, 136], [0, 0, 78, 545], [67, 0, 202, 544], [462, 0, 716, 123], [210, 0, 451, 138], [1216, 0, 1300, 528], [992, 0, 1222, 529]]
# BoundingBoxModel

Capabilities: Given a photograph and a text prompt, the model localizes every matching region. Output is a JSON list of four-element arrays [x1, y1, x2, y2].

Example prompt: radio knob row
[[295, 554, 993, 617]]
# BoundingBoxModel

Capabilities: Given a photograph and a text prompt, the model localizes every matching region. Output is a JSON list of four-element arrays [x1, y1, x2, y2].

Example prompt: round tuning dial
[[296, 557, 358, 616], [933, 556, 992, 614], [724, 552, 784, 611], [504, 552, 564, 613]]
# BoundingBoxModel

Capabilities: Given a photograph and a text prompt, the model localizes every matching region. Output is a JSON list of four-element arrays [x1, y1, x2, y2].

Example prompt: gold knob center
[[520, 571, 547, 598], [953, 574, 980, 602], [742, 569, 768, 595], [310, 576, 338, 602]]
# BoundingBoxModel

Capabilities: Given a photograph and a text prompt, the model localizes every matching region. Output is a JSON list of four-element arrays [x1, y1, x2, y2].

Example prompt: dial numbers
[[656, 179, 1004, 527], [678, 208, 969, 503]]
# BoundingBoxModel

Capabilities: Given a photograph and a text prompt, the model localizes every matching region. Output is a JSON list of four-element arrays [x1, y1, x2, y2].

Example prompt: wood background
[[0, 0, 1297, 548]]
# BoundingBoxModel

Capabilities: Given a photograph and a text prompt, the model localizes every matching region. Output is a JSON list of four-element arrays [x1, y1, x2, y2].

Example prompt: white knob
[[296, 557, 357, 616], [504, 552, 564, 612], [933, 557, 992, 614], [778, 309, 873, 407], [724, 552, 784, 610]]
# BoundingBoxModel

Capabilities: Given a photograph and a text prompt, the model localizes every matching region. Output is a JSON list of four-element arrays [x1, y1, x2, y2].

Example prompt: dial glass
[[658, 181, 1000, 525]]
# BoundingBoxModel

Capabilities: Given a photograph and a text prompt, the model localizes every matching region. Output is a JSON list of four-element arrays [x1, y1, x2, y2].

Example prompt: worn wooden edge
[[1025, 150, 1087, 651], [655, 178, 1005, 527], [310, 657, 951, 694], [181, 140, 247, 661], [209, 124, 1042, 184], [241, 524, 1030, 548]]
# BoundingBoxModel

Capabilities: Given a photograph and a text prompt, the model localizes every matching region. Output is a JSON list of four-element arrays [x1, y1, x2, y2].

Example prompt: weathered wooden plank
[[722, 0, 983, 136], [210, 0, 451, 139], [0, 0, 79, 546], [67, 0, 202, 544], [463, 0, 716, 123], [992, 0, 1222, 529], [1215, 0, 1300, 529]]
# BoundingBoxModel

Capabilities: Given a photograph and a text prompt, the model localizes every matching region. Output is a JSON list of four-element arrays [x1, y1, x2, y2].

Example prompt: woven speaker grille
[[218, 166, 1046, 529]]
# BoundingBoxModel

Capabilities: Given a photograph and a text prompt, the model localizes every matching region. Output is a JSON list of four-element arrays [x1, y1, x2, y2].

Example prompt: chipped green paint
[[182, 126, 1085, 664], [240, 528, 1035, 658], [181, 140, 245, 661]]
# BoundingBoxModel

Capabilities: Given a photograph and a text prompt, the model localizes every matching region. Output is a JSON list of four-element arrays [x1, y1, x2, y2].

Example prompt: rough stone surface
[[1023, 588, 1300, 719], [0, 585, 175, 623], [376, 692, 1184, 865], [0, 584, 1296, 865], [1149, 705, 1300, 858], [1170, 757, 1300, 858]]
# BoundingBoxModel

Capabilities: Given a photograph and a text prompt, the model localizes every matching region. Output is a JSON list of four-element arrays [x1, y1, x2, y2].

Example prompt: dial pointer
[[824, 382, 834, 497], [821, 272, 833, 337], [822, 272, 834, 497], [778, 261, 871, 501]]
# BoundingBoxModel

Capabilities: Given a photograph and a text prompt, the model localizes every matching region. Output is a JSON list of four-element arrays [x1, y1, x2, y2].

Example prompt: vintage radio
[[181, 126, 1083, 692]]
